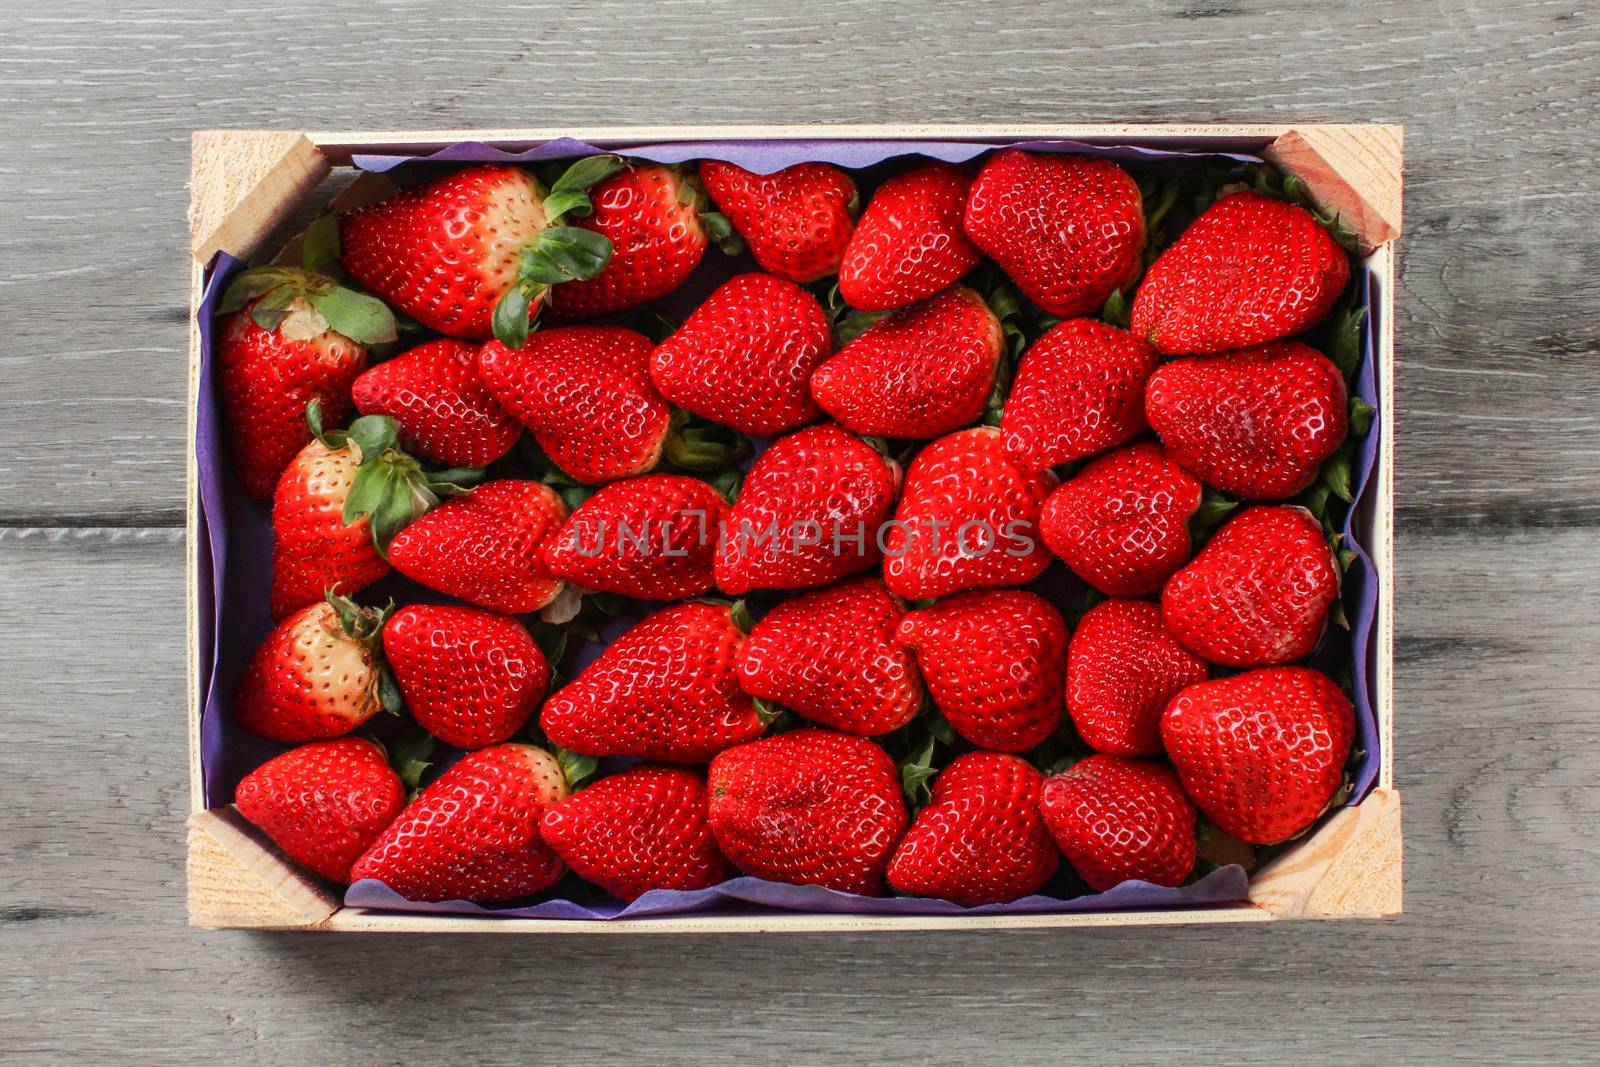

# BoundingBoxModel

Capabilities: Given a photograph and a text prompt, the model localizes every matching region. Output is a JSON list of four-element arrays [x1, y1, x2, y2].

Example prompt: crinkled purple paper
[[195, 135, 1382, 921]]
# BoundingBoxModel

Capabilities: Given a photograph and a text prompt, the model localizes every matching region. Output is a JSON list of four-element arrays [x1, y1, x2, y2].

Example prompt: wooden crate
[[186, 124, 1402, 932]]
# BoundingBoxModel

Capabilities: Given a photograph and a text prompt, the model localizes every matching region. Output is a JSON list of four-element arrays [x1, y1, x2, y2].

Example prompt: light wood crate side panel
[[187, 808, 339, 929], [189, 130, 330, 263], [1373, 240, 1398, 791], [1247, 788, 1403, 918], [1264, 125, 1404, 254]]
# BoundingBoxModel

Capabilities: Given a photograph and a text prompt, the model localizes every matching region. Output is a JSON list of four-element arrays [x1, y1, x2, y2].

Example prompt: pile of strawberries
[[219, 145, 1369, 910]]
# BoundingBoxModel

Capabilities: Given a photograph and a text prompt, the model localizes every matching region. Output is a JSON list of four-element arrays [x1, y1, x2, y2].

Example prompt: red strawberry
[[1161, 666, 1355, 844], [897, 590, 1067, 752], [1039, 442, 1203, 597], [539, 764, 732, 901], [540, 602, 761, 763], [649, 272, 830, 436], [883, 426, 1057, 599], [887, 752, 1059, 906], [547, 164, 708, 320], [1161, 506, 1338, 667], [1144, 341, 1348, 500], [269, 437, 389, 621], [235, 596, 391, 742], [811, 285, 1002, 439], [707, 728, 907, 895], [1000, 319, 1159, 474], [699, 159, 857, 282], [963, 150, 1145, 318], [737, 577, 922, 736], [234, 737, 405, 883], [1132, 190, 1350, 355], [545, 474, 728, 601], [1066, 599, 1209, 756], [1040, 754, 1196, 891], [350, 743, 570, 902], [714, 424, 898, 594], [838, 163, 982, 311], [350, 338, 520, 468], [477, 326, 671, 485], [387, 480, 568, 614], [382, 604, 549, 749]]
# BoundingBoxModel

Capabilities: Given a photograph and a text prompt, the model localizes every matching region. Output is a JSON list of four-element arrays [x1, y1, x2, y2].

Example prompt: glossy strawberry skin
[[340, 165, 548, 339], [220, 305, 368, 499], [351, 744, 570, 902], [477, 327, 670, 485], [350, 338, 520, 468], [234, 738, 406, 883], [715, 424, 898, 595], [887, 752, 1059, 906], [838, 163, 983, 311], [1040, 442, 1202, 598], [649, 273, 830, 436], [547, 164, 707, 320], [234, 602, 383, 742], [737, 577, 922, 737], [1040, 754, 1196, 892], [883, 426, 1057, 600], [811, 285, 1002, 439], [387, 480, 568, 614], [269, 438, 391, 622], [1066, 599, 1209, 756], [546, 474, 727, 601], [1144, 341, 1348, 501], [540, 602, 761, 763], [1161, 506, 1338, 667], [1132, 190, 1351, 355], [963, 150, 1145, 318], [539, 764, 732, 901], [707, 728, 907, 895], [1000, 319, 1159, 474], [699, 159, 857, 283], [897, 590, 1067, 752], [1161, 667, 1355, 844], [382, 604, 549, 749]]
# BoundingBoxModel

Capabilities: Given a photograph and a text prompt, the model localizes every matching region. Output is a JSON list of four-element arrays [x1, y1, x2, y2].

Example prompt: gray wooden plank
[[0, 0, 1597, 525], [2, 525, 1597, 1065]]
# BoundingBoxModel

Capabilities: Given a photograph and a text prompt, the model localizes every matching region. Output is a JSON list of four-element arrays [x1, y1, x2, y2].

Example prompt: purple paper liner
[[194, 135, 1381, 921]]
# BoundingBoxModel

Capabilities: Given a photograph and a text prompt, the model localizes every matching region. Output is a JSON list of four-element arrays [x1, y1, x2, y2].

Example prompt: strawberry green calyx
[[982, 283, 1027, 426], [674, 167, 743, 256], [728, 599, 755, 635], [323, 590, 404, 715], [386, 726, 439, 798], [660, 410, 754, 473], [220, 265, 398, 346], [554, 746, 600, 791]]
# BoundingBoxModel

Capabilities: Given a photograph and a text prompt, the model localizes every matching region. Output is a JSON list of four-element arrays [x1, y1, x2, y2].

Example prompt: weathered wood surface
[[2, 1, 1598, 1063]]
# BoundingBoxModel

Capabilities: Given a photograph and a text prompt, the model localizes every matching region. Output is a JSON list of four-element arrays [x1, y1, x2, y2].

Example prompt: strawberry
[[707, 728, 907, 895], [539, 764, 732, 901], [547, 163, 710, 321], [1132, 190, 1350, 355], [1161, 506, 1338, 667], [1144, 341, 1348, 500], [382, 604, 549, 749], [736, 577, 922, 736], [1161, 666, 1355, 844], [897, 590, 1067, 752], [963, 150, 1145, 318], [886, 752, 1059, 906], [350, 743, 570, 902], [477, 326, 671, 485], [1039, 754, 1196, 891], [699, 159, 857, 282], [387, 480, 569, 614], [649, 272, 830, 436], [234, 596, 393, 742], [545, 474, 728, 601], [350, 338, 521, 468], [234, 737, 405, 883], [539, 602, 761, 763], [1000, 319, 1159, 474], [810, 285, 1002, 439], [714, 424, 898, 595], [838, 162, 982, 311], [217, 265, 393, 499], [340, 159, 620, 347], [883, 426, 1057, 599], [1039, 442, 1203, 597], [1066, 599, 1208, 756]]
